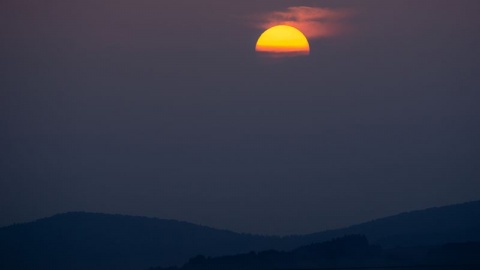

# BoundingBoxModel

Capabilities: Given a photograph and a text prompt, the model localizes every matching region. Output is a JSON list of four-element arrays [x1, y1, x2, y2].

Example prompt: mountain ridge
[[300, 199, 480, 247], [1, 199, 479, 270]]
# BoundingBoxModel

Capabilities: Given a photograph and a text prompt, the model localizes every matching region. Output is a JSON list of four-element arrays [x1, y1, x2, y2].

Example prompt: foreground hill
[[0, 200, 479, 270], [151, 235, 480, 270]]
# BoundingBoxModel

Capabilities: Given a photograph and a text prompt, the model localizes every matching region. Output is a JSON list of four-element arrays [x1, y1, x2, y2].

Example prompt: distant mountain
[[1, 200, 479, 270], [299, 200, 480, 248], [0, 212, 283, 270]]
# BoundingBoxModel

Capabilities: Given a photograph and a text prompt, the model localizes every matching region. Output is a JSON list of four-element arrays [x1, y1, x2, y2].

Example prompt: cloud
[[256, 6, 350, 39]]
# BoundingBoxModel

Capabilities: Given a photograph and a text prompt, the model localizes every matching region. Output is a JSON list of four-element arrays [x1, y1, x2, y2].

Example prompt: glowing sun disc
[[256, 25, 310, 55]]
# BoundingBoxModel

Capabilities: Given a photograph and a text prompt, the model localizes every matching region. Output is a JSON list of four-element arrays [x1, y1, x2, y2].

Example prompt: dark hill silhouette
[[150, 235, 480, 270], [177, 235, 382, 270], [0, 212, 284, 270], [298, 200, 480, 248], [0, 200, 479, 270]]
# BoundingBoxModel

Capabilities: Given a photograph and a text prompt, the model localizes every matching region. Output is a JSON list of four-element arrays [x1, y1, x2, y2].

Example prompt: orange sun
[[255, 25, 310, 56]]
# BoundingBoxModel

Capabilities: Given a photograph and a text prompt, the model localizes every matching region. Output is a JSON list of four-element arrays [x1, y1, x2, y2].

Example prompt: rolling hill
[[300, 200, 480, 248], [1, 200, 479, 270]]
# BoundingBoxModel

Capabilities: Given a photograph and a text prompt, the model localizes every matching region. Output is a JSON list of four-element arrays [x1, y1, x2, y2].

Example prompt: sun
[[255, 25, 310, 56]]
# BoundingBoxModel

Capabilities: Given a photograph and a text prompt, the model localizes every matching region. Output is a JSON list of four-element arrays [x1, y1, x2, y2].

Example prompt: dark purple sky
[[1, 0, 480, 235]]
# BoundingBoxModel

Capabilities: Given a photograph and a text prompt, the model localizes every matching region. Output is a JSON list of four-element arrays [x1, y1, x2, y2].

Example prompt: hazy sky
[[1, 0, 480, 235]]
